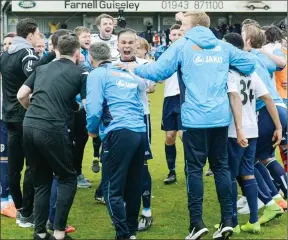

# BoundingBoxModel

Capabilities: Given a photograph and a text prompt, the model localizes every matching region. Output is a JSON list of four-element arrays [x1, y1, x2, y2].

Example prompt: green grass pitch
[[1, 83, 287, 239]]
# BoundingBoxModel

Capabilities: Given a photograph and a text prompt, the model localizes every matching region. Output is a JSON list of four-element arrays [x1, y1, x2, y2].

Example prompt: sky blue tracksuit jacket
[[134, 26, 256, 129]]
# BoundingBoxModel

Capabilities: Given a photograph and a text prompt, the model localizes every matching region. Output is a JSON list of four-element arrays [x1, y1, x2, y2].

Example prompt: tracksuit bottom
[[72, 108, 88, 176], [101, 129, 145, 239], [23, 126, 77, 234], [6, 122, 34, 217], [183, 127, 232, 225]]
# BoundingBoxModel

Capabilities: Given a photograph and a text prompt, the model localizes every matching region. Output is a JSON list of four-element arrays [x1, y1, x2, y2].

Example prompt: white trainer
[[237, 196, 247, 208]]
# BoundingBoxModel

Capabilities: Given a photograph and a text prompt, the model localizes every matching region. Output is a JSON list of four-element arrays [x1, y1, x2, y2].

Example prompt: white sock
[[266, 200, 275, 206], [54, 230, 65, 240], [142, 209, 152, 217], [37, 233, 46, 239], [273, 194, 281, 199]]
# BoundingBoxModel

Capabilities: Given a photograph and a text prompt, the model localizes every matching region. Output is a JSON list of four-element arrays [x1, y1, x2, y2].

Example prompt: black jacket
[[0, 36, 55, 122]]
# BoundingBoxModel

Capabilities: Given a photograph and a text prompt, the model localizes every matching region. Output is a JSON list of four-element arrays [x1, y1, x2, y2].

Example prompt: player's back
[[89, 63, 146, 136], [24, 59, 85, 134], [228, 69, 268, 138], [251, 50, 283, 110]]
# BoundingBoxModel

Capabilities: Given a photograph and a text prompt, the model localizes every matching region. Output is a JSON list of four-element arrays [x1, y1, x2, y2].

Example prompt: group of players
[[0, 10, 287, 240]]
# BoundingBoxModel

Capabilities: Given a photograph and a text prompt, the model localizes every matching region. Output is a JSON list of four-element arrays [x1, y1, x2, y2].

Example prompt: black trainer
[[91, 159, 100, 173], [164, 171, 177, 184], [213, 219, 233, 240], [185, 221, 209, 239]]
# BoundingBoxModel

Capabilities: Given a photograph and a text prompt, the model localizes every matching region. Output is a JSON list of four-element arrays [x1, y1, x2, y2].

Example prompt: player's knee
[[261, 158, 271, 165], [241, 175, 255, 180], [165, 132, 176, 145]]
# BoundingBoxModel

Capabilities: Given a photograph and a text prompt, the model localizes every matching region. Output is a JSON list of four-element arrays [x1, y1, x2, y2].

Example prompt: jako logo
[[193, 55, 204, 65], [0, 144, 5, 153], [116, 80, 137, 89], [18, 1, 36, 8], [193, 55, 223, 65]]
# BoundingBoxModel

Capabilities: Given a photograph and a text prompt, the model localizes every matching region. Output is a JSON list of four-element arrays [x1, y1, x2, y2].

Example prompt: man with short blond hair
[[183, 11, 210, 28], [35, 33, 46, 58], [127, 10, 256, 239]]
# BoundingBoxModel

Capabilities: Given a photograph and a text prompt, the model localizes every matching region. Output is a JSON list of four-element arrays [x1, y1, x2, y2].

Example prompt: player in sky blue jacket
[[86, 42, 146, 240], [127, 11, 256, 240], [133, 27, 256, 130], [86, 64, 146, 137]]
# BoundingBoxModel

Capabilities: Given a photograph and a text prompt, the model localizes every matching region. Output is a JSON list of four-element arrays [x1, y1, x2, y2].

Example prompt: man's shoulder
[[92, 34, 117, 42], [135, 57, 149, 65]]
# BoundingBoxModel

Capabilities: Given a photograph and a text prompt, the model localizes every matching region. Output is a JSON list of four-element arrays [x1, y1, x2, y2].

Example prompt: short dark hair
[[261, 25, 271, 31], [95, 14, 114, 26], [16, 18, 38, 39], [224, 33, 244, 50], [242, 19, 260, 28], [57, 34, 80, 56], [170, 24, 181, 31], [51, 29, 72, 49], [4, 32, 16, 39], [265, 26, 283, 44], [118, 28, 137, 39]]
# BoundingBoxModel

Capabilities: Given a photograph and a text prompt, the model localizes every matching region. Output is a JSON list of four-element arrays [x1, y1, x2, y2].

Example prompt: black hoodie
[[0, 36, 55, 122]]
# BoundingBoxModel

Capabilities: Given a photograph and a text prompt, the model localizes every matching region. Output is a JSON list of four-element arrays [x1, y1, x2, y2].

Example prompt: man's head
[[136, 37, 150, 59], [74, 26, 91, 50], [51, 29, 72, 50], [89, 42, 111, 68], [3, 32, 16, 52], [242, 19, 260, 33], [35, 33, 46, 56], [264, 26, 283, 44], [96, 14, 114, 39], [57, 34, 81, 64], [223, 33, 244, 50], [242, 19, 260, 28], [180, 11, 210, 33], [242, 24, 266, 51], [16, 18, 39, 47], [169, 24, 183, 43], [117, 29, 137, 61]]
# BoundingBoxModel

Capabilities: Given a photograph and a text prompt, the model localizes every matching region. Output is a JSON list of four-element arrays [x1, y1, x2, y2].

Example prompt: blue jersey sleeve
[[274, 49, 286, 71], [86, 68, 106, 134], [264, 57, 277, 74], [134, 39, 184, 81], [227, 43, 256, 75]]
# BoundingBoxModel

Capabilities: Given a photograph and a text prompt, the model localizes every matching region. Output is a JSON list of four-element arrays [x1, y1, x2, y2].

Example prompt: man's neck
[[120, 56, 136, 62], [60, 55, 75, 63], [99, 33, 112, 41], [95, 60, 112, 68]]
